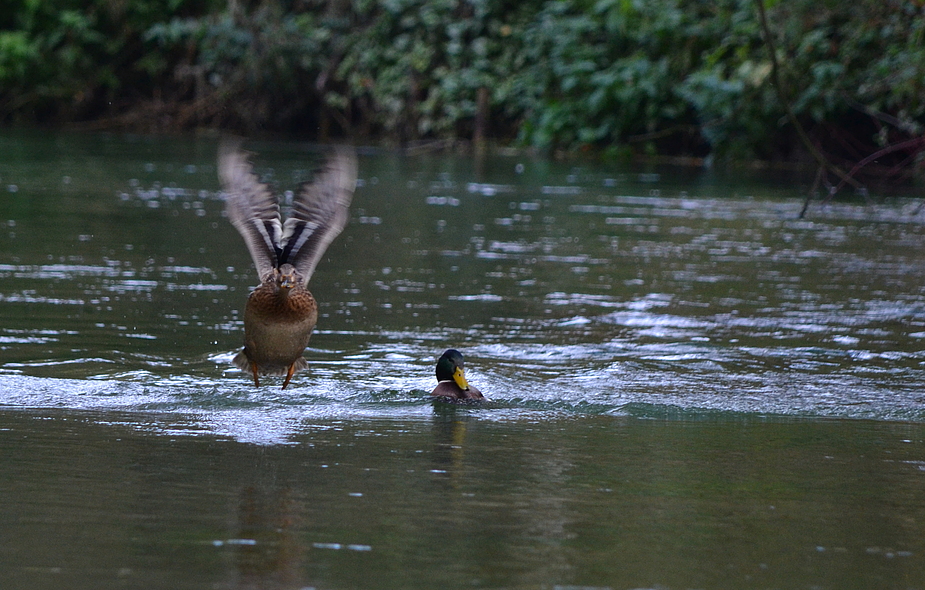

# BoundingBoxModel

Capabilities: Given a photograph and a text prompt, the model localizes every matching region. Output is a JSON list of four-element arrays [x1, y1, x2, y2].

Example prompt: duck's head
[[436, 349, 470, 391], [276, 263, 299, 291]]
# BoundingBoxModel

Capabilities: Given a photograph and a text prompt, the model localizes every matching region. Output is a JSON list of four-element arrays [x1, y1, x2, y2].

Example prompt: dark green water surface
[[1, 130, 925, 589]]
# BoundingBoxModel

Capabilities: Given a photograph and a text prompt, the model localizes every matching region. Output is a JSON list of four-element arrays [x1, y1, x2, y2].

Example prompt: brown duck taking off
[[218, 140, 357, 389]]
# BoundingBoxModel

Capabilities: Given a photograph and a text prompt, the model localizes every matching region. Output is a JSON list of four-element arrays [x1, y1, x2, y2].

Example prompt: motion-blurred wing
[[218, 139, 281, 281], [279, 147, 357, 285]]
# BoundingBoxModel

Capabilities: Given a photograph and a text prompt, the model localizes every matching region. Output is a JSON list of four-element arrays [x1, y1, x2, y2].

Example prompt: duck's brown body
[[431, 380, 484, 401], [233, 265, 318, 388], [219, 140, 356, 388]]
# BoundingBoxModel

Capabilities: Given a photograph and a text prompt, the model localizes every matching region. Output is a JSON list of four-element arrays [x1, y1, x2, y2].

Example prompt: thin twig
[[843, 94, 921, 135], [824, 136, 925, 200], [801, 165, 825, 218]]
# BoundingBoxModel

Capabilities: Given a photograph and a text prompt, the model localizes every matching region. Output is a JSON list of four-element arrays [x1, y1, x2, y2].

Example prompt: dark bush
[[0, 0, 922, 168]]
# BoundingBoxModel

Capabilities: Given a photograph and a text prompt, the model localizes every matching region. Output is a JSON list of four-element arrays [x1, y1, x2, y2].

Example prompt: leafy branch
[[752, 0, 864, 217]]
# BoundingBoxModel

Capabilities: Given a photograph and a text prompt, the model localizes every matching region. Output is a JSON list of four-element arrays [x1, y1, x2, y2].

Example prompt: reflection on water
[[1, 408, 924, 590], [2, 130, 925, 588]]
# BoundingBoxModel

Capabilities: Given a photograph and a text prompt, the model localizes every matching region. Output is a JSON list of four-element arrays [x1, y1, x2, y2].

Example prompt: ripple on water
[[4, 149, 925, 439]]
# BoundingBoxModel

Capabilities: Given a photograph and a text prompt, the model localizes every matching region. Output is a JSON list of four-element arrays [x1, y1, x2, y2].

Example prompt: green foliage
[[335, 0, 533, 139], [516, 0, 701, 149], [146, 6, 334, 130], [0, 0, 217, 122], [1, 0, 923, 163]]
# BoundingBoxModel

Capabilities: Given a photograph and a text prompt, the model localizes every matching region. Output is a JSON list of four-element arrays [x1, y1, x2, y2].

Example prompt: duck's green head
[[436, 349, 470, 391]]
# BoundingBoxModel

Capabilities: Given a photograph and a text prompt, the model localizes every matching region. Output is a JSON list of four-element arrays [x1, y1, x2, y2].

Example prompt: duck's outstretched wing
[[218, 139, 281, 281], [279, 147, 357, 285]]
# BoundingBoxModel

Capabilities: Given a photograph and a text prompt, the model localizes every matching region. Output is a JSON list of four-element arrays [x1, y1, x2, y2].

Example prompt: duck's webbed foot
[[281, 363, 296, 390]]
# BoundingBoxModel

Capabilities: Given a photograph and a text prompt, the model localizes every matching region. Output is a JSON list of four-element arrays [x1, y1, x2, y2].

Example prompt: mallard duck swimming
[[218, 140, 357, 389], [430, 349, 484, 401]]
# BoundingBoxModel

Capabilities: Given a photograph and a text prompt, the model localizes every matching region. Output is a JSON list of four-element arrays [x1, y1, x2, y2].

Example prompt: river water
[[1, 130, 924, 589]]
